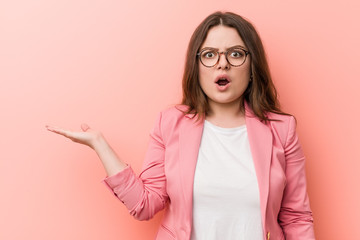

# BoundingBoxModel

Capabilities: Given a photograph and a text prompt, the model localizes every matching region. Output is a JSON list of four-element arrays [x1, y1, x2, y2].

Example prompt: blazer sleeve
[[102, 112, 169, 221], [278, 116, 315, 239]]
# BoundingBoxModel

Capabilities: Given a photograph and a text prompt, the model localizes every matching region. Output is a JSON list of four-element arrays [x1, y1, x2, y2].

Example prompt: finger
[[81, 123, 90, 132], [45, 125, 61, 132], [46, 125, 72, 137]]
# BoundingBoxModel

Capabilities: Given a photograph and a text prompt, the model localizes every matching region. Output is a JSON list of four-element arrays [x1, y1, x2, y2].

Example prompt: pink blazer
[[103, 102, 315, 240]]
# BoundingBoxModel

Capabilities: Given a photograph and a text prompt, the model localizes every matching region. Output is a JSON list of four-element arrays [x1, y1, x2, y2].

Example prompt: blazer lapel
[[244, 102, 272, 229], [179, 114, 204, 221]]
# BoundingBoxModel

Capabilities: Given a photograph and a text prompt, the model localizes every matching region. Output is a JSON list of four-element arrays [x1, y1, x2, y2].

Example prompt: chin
[[210, 96, 243, 105]]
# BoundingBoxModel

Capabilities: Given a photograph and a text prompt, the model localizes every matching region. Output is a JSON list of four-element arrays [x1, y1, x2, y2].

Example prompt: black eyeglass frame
[[196, 47, 250, 68]]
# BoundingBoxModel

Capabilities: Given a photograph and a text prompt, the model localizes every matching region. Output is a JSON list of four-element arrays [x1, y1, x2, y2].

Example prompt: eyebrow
[[200, 45, 247, 51]]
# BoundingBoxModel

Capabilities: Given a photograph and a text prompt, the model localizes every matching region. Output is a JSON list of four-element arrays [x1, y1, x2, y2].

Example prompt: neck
[[206, 99, 246, 128]]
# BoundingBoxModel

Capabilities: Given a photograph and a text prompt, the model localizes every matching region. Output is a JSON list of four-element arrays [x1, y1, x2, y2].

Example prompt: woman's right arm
[[46, 114, 169, 220], [102, 112, 169, 220]]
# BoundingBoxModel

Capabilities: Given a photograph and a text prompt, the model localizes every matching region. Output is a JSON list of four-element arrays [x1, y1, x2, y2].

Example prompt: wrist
[[91, 133, 107, 151]]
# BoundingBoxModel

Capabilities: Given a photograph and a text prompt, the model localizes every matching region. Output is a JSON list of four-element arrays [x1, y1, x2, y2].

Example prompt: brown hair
[[181, 11, 290, 122]]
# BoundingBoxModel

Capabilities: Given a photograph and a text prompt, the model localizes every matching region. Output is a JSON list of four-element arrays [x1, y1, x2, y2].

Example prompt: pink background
[[1, 0, 359, 239]]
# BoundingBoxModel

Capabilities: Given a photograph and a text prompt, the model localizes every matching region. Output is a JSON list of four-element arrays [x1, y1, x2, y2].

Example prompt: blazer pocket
[[157, 224, 176, 239]]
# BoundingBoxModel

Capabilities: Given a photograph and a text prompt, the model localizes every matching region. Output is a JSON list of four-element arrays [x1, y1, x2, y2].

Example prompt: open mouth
[[216, 78, 230, 86]]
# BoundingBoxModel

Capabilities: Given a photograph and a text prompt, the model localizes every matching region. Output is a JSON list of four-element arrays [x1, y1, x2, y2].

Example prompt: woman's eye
[[230, 50, 244, 58], [203, 51, 216, 58]]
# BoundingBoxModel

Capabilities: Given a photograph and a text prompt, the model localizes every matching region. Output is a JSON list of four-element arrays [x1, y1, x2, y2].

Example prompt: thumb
[[81, 123, 90, 132]]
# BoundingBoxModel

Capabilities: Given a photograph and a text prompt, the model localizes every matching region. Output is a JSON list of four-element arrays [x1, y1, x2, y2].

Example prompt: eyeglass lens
[[200, 48, 247, 67]]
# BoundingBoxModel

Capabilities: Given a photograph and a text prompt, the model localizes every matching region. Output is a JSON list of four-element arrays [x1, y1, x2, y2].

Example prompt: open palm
[[45, 123, 102, 149]]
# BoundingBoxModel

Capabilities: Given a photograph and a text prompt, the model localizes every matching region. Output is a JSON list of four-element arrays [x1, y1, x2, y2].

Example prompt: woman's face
[[198, 25, 251, 111]]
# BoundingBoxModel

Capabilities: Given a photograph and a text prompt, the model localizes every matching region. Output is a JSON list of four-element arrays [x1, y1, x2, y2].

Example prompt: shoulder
[[154, 105, 191, 132], [245, 101, 295, 130], [151, 105, 192, 143], [158, 104, 189, 122], [266, 112, 297, 146], [267, 112, 296, 126]]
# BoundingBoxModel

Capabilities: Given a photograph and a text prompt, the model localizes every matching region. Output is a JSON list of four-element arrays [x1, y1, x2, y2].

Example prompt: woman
[[46, 11, 315, 240]]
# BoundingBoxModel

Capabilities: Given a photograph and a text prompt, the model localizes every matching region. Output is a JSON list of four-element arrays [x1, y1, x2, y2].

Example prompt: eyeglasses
[[197, 47, 250, 67]]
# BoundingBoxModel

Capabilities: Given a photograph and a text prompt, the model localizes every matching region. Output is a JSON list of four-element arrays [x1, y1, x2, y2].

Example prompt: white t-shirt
[[190, 120, 263, 240]]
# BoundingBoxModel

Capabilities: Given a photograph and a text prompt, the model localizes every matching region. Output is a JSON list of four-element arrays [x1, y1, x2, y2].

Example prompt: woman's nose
[[217, 52, 230, 69]]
